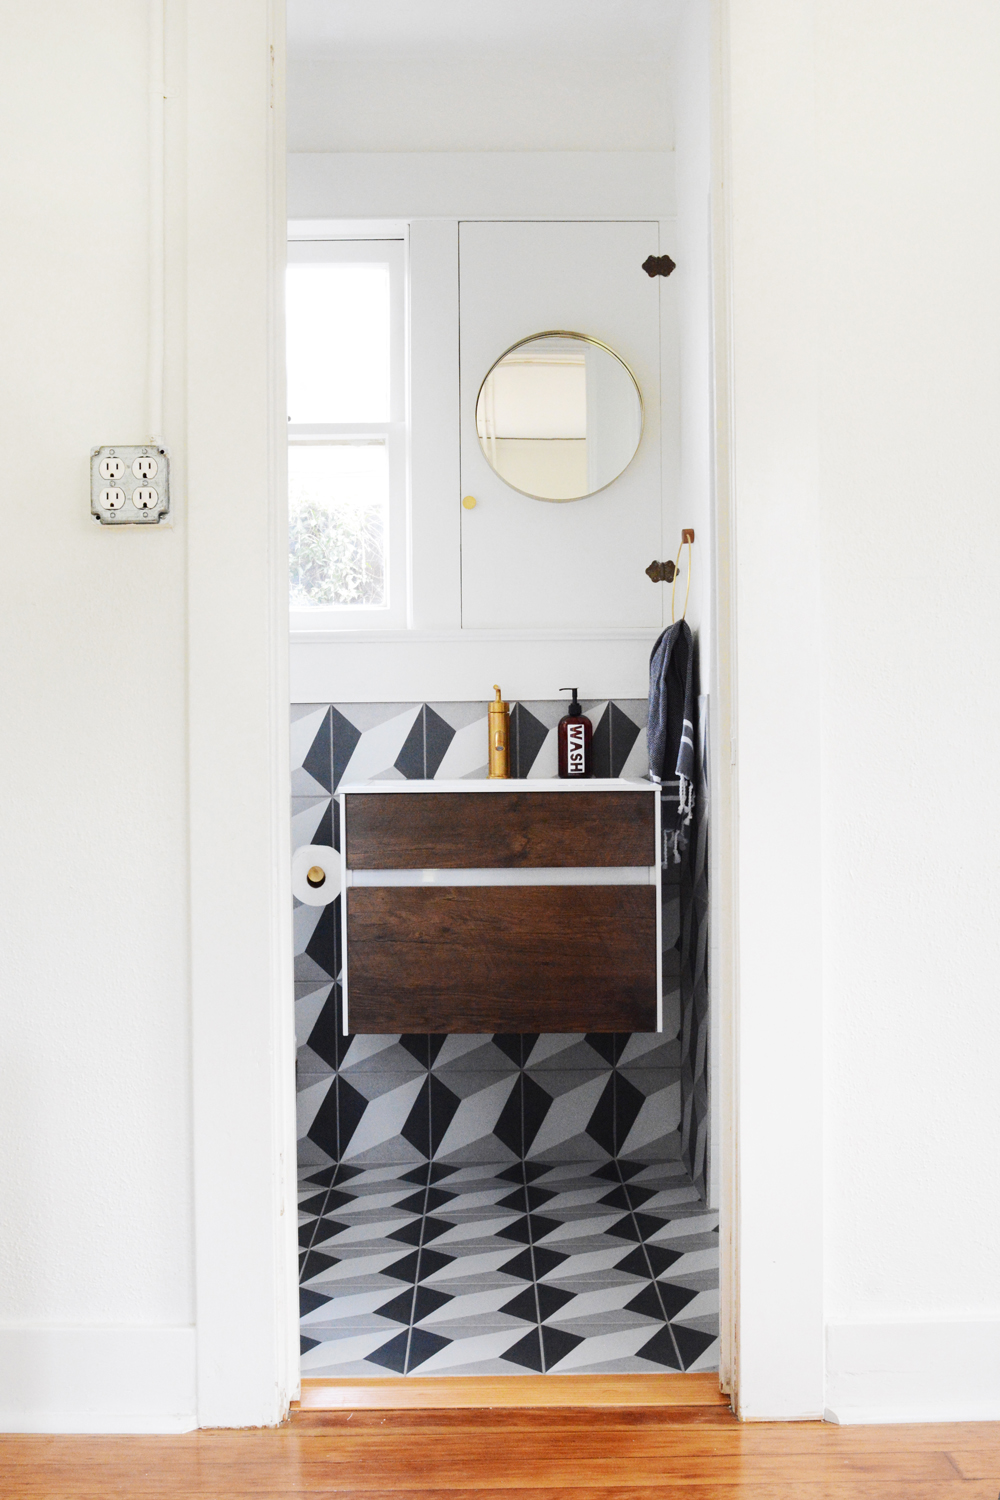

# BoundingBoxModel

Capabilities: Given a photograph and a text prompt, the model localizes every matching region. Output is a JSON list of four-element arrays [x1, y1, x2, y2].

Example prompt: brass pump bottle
[[488, 685, 510, 778]]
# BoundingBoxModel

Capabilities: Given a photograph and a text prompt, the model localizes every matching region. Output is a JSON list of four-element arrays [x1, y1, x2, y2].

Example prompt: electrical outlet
[[91, 446, 169, 524]]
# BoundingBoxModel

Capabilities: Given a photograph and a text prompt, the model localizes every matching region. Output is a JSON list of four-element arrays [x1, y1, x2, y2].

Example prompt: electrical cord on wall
[[147, 0, 166, 446]]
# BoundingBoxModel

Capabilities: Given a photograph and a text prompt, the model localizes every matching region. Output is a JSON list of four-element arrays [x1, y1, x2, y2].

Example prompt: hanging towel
[[647, 619, 696, 862]]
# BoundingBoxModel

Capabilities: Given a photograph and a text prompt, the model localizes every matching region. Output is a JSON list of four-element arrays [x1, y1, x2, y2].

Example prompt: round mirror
[[475, 331, 643, 502]]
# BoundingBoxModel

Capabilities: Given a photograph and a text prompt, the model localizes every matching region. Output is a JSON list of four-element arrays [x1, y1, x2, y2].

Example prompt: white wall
[[289, 57, 672, 153], [673, 1, 713, 662], [0, 0, 294, 1432], [288, 151, 676, 221], [723, 0, 826, 1421], [287, 0, 680, 153], [0, 0, 195, 1430], [674, 0, 720, 1231], [724, 0, 1000, 1422], [815, 0, 1000, 1422]]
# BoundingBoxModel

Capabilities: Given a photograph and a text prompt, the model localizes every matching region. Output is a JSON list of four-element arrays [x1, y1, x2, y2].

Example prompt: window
[[286, 238, 407, 628]]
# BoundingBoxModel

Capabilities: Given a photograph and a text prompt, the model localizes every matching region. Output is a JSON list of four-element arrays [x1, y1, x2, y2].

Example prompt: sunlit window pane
[[286, 263, 390, 423], [288, 443, 387, 607]]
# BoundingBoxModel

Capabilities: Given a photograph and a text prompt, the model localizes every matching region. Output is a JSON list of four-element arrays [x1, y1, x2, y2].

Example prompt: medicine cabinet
[[459, 219, 667, 632]]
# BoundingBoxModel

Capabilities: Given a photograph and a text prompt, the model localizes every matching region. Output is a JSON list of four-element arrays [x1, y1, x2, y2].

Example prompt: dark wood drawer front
[[345, 792, 654, 869], [346, 884, 657, 1033]]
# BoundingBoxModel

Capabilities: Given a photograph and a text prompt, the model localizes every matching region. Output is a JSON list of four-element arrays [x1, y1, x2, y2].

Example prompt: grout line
[[334, 974, 344, 1163], [521, 1150, 547, 1375], [614, 1157, 686, 1374], [300, 1156, 343, 1274], [402, 1156, 434, 1376], [401, 1044, 435, 1376], [519, 1035, 547, 1374], [612, 1033, 619, 1156], [333, 1059, 341, 1167], [426, 1032, 434, 1161], [304, 908, 344, 1256]]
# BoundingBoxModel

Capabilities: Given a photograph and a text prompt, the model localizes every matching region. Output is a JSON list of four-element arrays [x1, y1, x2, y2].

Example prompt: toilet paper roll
[[291, 844, 340, 906]]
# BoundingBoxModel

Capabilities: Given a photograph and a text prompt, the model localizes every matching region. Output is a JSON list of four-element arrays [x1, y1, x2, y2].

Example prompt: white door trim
[[184, 0, 828, 1427], [712, 0, 825, 1419], [187, 0, 298, 1427]]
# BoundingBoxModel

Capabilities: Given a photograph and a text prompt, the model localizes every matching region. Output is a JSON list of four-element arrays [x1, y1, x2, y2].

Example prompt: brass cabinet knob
[[462, 495, 477, 510]]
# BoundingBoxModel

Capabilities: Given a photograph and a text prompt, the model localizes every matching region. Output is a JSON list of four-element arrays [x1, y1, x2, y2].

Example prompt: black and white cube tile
[[299, 1160, 719, 1376], [297, 1026, 685, 1172], [291, 699, 716, 1375]]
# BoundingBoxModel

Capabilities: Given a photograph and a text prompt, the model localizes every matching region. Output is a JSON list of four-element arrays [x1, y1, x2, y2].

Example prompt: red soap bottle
[[558, 688, 593, 778]]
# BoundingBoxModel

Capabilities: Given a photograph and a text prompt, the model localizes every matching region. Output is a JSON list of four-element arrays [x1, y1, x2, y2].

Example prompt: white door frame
[[186, 0, 826, 1426], [711, 0, 825, 1420], [186, 0, 298, 1427]]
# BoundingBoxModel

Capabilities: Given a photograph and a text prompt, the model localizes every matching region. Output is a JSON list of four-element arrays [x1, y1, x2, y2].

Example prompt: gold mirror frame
[[474, 330, 644, 503]]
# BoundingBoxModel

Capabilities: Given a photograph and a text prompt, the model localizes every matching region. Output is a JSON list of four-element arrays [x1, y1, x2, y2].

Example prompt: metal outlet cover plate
[[91, 445, 170, 525]]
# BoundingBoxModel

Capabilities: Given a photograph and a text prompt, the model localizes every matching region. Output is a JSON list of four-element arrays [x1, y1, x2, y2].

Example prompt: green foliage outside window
[[289, 500, 385, 607]]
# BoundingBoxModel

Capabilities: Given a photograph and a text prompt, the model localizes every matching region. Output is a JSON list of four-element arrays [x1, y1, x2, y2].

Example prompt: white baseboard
[[0, 1326, 197, 1433], [826, 1319, 1000, 1424]]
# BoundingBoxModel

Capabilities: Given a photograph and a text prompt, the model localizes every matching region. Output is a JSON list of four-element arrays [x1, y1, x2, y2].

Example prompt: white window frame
[[287, 234, 409, 630]]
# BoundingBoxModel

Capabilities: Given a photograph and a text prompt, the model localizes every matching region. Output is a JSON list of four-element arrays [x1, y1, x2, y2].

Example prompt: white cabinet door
[[459, 220, 664, 630]]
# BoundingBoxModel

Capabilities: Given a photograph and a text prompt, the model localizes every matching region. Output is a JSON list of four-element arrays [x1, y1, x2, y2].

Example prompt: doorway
[[285, 0, 720, 1388], [183, 0, 839, 1429]]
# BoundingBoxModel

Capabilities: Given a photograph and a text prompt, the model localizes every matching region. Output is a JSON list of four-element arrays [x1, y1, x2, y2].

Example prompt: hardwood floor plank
[[289, 1418, 1000, 1456], [947, 1449, 1000, 1478], [0, 1450, 964, 1487], [0, 1481, 993, 1499], [0, 1417, 996, 1499], [0, 1481, 976, 1497], [285, 1411, 1000, 1447], [284, 1431, 991, 1465]]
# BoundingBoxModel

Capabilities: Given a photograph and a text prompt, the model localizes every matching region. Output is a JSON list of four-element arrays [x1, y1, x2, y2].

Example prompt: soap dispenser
[[558, 688, 593, 778], [488, 684, 510, 779]]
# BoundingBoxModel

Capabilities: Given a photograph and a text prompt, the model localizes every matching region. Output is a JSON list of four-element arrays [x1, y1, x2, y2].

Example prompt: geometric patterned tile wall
[[292, 699, 687, 1174]]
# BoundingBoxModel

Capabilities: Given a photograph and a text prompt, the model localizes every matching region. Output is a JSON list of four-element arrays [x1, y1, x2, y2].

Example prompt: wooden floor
[[2, 1405, 1000, 1497]]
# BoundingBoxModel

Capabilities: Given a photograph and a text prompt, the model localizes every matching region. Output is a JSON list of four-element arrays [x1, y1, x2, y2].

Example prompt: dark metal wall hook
[[642, 254, 677, 278]]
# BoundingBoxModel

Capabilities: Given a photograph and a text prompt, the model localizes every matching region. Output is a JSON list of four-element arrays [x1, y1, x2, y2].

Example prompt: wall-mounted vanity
[[338, 778, 662, 1035]]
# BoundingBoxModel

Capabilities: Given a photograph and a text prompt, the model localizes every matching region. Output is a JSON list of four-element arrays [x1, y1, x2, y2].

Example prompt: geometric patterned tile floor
[[299, 1158, 719, 1377]]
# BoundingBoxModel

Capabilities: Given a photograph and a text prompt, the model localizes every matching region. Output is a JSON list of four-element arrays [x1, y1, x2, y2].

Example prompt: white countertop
[[337, 777, 657, 795]]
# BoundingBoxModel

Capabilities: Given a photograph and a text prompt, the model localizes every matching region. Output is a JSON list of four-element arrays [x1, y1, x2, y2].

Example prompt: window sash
[[287, 237, 408, 629]]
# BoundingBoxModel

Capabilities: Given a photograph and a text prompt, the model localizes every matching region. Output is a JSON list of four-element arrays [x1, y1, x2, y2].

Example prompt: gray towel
[[647, 619, 696, 862]]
